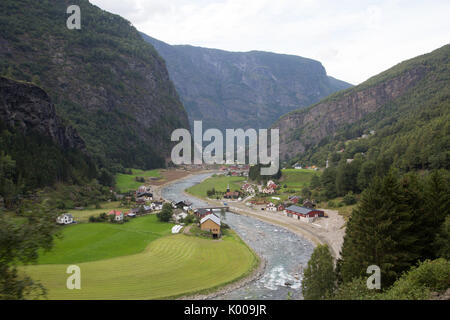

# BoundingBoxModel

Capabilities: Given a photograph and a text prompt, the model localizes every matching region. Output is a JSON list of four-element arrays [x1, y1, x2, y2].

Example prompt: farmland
[[67, 201, 131, 223], [22, 216, 258, 299], [115, 169, 161, 193], [37, 215, 173, 264], [186, 175, 246, 198], [279, 169, 320, 189]]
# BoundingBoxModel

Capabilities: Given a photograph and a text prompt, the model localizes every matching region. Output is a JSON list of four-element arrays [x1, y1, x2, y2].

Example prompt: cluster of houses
[[240, 180, 278, 196], [293, 164, 319, 170], [220, 164, 249, 177], [135, 185, 153, 204]]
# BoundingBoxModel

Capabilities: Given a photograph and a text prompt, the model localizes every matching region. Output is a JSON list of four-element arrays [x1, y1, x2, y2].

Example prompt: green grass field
[[68, 201, 130, 223], [186, 175, 245, 198], [37, 215, 173, 264], [115, 169, 161, 193], [23, 232, 258, 299], [280, 169, 319, 189]]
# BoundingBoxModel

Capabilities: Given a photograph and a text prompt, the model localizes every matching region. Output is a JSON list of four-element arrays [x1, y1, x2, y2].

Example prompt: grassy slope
[[37, 215, 172, 264], [280, 169, 319, 189], [23, 232, 258, 300], [67, 201, 130, 223], [186, 175, 246, 198], [115, 169, 161, 193]]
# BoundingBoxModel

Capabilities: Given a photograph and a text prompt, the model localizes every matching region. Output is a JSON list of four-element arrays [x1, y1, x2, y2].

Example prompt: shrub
[[343, 192, 357, 205]]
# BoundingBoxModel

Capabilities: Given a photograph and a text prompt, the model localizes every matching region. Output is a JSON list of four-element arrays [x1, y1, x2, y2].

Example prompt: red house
[[285, 205, 324, 222]]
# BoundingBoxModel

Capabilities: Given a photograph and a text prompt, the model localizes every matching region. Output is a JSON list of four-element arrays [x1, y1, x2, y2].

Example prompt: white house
[[56, 213, 73, 225], [152, 202, 163, 210], [266, 202, 277, 211], [114, 212, 124, 222]]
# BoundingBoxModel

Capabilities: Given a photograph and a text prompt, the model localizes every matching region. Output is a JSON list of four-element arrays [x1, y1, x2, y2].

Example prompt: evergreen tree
[[320, 167, 337, 199], [310, 174, 321, 189], [339, 171, 418, 288], [302, 244, 336, 299], [422, 170, 450, 258]]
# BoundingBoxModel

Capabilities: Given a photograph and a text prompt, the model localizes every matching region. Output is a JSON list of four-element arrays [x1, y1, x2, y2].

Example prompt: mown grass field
[[186, 175, 246, 198], [67, 201, 130, 223], [23, 231, 258, 299], [37, 215, 173, 264], [115, 169, 161, 193], [280, 169, 320, 189]]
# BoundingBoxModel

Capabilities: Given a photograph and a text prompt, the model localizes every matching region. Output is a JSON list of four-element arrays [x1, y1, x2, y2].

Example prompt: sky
[[89, 0, 450, 85]]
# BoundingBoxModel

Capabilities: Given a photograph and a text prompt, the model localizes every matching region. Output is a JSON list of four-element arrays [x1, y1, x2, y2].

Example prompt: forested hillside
[[0, 0, 189, 171], [274, 44, 449, 201]]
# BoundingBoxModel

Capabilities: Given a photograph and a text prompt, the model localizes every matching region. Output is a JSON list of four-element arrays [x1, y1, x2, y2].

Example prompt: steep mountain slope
[[142, 34, 352, 131], [0, 77, 85, 151], [0, 76, 97, 197], [273, 44, 450, 170], [0, 0, 189, 170]]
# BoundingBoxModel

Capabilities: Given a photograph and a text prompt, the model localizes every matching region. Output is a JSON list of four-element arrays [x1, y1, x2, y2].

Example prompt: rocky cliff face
[[142, 34, 352, 131], [0, 76, 85, 150], [274, 65, 428, 160]]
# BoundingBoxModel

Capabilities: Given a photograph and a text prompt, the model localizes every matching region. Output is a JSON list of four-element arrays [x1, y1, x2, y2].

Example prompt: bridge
[[194, 206, 229, 211]]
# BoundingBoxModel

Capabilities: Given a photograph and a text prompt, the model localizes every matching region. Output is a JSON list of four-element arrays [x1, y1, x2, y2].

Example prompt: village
[[55, 164, 329, 240]]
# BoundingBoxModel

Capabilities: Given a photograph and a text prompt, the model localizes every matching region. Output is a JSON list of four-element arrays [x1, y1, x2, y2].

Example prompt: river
[[161, 173, 314, 300]]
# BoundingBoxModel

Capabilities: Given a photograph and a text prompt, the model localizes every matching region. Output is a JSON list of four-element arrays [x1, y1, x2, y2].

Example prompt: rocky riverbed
[[162, 173, 315, 300]]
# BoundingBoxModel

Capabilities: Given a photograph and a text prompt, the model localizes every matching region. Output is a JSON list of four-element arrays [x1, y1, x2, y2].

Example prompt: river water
[[161, 173, 314, 300]]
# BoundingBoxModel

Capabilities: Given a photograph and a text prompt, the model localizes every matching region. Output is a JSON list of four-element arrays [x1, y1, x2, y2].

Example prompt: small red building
[[284, 205, 324, 222]]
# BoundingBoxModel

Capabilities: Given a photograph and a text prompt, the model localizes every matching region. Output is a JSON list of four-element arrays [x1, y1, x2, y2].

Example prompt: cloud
[[89, 0, 450, 84]]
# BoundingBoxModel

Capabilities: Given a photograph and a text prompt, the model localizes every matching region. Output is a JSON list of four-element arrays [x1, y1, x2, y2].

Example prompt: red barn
[[284, 205, 324, 222]]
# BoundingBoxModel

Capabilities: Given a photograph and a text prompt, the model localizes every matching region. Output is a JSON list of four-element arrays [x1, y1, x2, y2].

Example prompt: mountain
[[0, 0, 189, 170], [273, 43, 450, 171], [0, 76, 97, 198], [142, 34, 352, 131]]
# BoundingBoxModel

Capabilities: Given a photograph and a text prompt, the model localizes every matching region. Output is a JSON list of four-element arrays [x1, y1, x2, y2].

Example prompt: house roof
[[108, 210, 123, 216], [200, 214, 221, 226], [285, 205, 314, 215]]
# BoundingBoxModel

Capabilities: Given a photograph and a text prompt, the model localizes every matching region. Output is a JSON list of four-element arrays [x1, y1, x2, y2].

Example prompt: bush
[[156, 203, 173, 222], [380, 258, 450, 300], [327, 200, 337, 208], [343, 192, 357, 205]]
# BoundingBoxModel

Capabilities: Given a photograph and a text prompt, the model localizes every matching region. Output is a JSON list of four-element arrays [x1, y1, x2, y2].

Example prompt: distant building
[[57, 213, 73, 225], [288, 195, 301, 204], [108, 210, 124, 222], [284, 205, 324, 223], [302, 199, 316, 209]]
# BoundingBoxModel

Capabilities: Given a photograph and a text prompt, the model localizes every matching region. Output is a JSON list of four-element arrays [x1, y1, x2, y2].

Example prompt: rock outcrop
[[273, 64, 428, 160], [0, 76, 85, 150]]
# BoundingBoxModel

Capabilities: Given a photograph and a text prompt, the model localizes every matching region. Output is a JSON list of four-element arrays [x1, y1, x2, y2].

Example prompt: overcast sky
[[89, 0, 449, 84]]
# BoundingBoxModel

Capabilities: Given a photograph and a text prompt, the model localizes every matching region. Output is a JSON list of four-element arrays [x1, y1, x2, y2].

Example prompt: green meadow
[[186, 175, 246, 198], [67, 201, 130, 223], [37, 215, 173, 264], [22, 215, 258, 299], [115, 169, 161, 193], [280, 169, 319, 189]]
